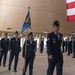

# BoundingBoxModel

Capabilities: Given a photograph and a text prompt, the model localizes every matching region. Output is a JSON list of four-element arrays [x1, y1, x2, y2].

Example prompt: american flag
[[66, 0, 75, 22]]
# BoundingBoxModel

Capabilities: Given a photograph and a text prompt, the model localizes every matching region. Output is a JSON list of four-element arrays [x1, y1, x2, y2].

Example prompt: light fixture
[[7, 28, 12, 30], [20, 34, 22, 36], [44, 30, 48, 33]]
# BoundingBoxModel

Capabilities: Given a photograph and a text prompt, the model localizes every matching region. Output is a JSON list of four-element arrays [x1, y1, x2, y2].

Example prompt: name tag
[[52, 38, 56, 40]]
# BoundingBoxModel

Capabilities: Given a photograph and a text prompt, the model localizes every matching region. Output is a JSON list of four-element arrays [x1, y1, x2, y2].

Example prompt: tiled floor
[[0, 51, 75, 75]]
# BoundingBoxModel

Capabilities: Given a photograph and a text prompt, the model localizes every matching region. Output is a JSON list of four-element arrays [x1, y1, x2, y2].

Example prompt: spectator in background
[[39, 38, 44, 53]]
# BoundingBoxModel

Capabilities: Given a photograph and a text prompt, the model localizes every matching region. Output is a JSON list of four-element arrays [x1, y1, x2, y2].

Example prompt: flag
[[21, 10, 31, 33], [66, 0, 75, 22]]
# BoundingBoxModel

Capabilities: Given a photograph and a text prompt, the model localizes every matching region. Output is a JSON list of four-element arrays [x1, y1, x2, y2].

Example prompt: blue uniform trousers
[[47, 55, 63, 75], [23, 56, 35, 75], [8, 51, 19, 70], [0, 50, 8, 65]]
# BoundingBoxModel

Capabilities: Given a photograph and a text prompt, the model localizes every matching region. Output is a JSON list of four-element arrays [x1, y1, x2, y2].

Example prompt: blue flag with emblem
[[21, 10, 31, 33]]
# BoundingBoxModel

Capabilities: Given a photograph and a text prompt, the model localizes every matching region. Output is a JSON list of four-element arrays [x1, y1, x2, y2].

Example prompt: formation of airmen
[[62, 36, 75, 58], [0, 20, 75, 75], [0, 31, 37, 75], [0, 31, 21, 72]]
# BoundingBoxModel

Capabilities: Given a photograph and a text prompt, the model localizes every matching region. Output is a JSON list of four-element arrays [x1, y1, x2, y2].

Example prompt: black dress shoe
[[67, 54, 70, 56], [8, 68, 11, 70], [22, 73, 25, 75], [14, 70, 17, 72], [72, 57, 75, 58]]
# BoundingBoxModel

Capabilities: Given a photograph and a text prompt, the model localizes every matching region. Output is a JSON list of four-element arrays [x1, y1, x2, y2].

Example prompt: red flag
[[66, 0, 75, 22]]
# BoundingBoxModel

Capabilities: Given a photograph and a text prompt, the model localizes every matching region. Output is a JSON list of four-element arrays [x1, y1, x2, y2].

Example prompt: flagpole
[[25, 28, 28, 58], [24, 6, 30, 74], [25, 6, 30, 57]]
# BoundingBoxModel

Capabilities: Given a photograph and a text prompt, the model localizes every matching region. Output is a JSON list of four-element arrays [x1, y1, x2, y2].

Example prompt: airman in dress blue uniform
[[0, 40, 2, 57], [8, 31, 21, 72], [0, 33, 9, 67], [64, 39, 68, 52], [47, 21, 63, 75], [22, 32, 36, 75], [40, 38, 44, 53], [72, 37, 75, 58], [67, 37, 72, 55]]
